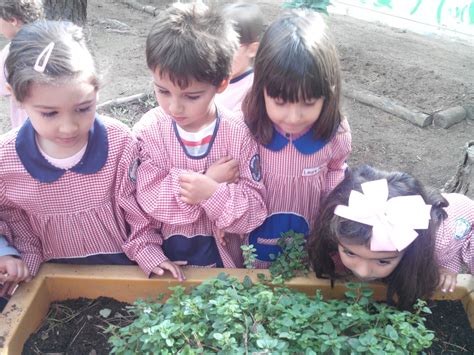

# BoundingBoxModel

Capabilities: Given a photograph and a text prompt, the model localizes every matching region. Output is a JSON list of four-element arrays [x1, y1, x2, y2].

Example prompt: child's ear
[[247, 42, 259, 59], [216, 77, 230, 93]]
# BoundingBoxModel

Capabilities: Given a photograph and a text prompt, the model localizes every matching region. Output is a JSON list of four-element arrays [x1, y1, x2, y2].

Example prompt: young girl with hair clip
[[242, 10, 351, 267], [0, 20, 181, 288], [308, 164, 473, 310]]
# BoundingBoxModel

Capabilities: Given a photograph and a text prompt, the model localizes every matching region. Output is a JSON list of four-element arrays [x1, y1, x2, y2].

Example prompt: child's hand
[[152, 260, 187, 281], [205, 156, 240, 184], [0, 255, 30, 283], [214, 228, 227, 246], [180, 172, 219, 204], [438, 267, 457, 293], [0, 255, 31, 296]]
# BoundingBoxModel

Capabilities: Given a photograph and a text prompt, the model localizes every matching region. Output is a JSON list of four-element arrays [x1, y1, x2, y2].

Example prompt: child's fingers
[[151, 266, 165, 276], [6, 282, 19, 296], [213, 156, 232, 165], [447, 275, 457, 292]]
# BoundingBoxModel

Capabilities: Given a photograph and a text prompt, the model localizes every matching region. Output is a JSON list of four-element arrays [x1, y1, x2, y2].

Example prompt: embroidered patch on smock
[[128, 158, 140, 183], [302, 166, 322, 177], [249, 154, 261, 182], [453, 217, 471, 241]]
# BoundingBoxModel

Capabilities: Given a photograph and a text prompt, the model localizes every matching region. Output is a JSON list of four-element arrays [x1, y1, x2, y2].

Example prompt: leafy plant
[[107, 273, 434, 354], [282, 0, 332, 14], [268, 230, 309, 281], [241, 244, 257, 269]]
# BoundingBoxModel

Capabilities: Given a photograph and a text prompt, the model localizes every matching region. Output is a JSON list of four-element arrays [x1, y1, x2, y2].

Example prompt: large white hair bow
[[334, 179, 432, 251]]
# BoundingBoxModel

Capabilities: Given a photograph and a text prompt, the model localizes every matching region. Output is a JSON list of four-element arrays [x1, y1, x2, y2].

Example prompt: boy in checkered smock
[[127, 3, 267, 277], [309, 164, 473, 310], [0, 0, 43, 130], [242, 11, 352, 268], [0, 21, 167, 287]]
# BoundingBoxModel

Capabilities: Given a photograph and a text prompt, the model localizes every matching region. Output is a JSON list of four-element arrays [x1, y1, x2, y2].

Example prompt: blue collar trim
[[229, 69, 253, 84], [15, 115, 108, 183], [264, 126, 328, 155]]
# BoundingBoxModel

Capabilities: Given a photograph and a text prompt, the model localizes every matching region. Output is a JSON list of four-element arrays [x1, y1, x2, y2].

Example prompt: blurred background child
[[128, 2, 266, 273], [215, 2, 264, 113], [308, 164, 473, 309], [0, 0, 43, 129], [242, 10, 351, 267], [0, 20, 169, 285]]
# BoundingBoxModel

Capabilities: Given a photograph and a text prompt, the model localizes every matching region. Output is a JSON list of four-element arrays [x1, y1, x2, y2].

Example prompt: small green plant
[[268, 230, 309, 281], [282, 0, 332, 14], [107, 273, 435, 354], [241, 244, 257, 269]]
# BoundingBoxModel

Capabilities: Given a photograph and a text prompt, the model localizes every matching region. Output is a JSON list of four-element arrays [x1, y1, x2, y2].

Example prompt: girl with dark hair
[[308, 164, 473, 309], [242, 10, 351, 267]]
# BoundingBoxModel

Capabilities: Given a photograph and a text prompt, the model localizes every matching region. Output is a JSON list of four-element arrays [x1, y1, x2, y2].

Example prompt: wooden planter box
[[1, 264, 473, 354]]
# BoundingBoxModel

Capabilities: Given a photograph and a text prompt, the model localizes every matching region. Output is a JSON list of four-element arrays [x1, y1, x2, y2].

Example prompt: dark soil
[[22, 297, 135, 355], [425, 300, 474, 354], [22, 297, 473, 354]]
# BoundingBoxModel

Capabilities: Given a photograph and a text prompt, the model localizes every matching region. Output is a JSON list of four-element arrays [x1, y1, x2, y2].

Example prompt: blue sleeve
[[0, 235, 19, 257]]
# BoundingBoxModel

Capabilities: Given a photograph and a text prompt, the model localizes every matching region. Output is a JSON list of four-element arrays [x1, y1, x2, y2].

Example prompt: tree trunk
[[44, 0, 87, 26]]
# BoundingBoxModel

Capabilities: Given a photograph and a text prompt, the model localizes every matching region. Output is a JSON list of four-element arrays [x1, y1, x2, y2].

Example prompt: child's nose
[[287, 105, 302, 123], [59, 118, 79, 135], [169, 99, 184, 115], [354, 262, 371, 279]]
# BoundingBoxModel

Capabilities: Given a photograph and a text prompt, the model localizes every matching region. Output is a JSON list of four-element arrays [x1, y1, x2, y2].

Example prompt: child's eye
[[77, 106, 92, 113], [376, 259, 391, 265], [343, 249, 355, 257], [304, 98, 318, 106], [273, 97, 286, 105], [41, 111, 58, 118], [186, 95, 200, 101], [158, 89, 170, 96]]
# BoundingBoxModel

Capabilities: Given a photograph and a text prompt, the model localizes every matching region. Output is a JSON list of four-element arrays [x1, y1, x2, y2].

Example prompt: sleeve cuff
[[133, 246, 169, 277], [200, 183, 227, 221], [22, 253, 43, 276]]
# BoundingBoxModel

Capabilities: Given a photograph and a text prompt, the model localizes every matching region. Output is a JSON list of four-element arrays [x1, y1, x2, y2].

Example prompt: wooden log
[[342, 83, 432, 127], [118, 0, 159, 16], [96, 93, 148, 110]]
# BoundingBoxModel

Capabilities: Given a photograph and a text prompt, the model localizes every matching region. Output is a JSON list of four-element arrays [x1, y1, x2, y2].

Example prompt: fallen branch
[[97, 93, 148, 110], [342, 83, 432, 127], [443, 141, 474, 198]]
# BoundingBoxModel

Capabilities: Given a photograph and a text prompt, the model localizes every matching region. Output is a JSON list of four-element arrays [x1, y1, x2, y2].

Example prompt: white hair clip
[[34, 42, 55, 73], [334, 179, 432, 252]]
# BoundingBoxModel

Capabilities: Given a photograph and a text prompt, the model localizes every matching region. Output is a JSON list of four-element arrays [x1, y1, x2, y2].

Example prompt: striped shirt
[[175, 119, 216, 157], [0, 116, 164, 276], [435, 193, 473, 273], [130, 106, 267, 268], [248, 119, 352, 267]]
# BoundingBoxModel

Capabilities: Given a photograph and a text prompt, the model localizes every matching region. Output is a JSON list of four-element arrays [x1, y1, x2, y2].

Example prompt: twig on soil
[[342, 82, 432, 127], [97, 93, 148, 110], [66, 320, 87, 350]]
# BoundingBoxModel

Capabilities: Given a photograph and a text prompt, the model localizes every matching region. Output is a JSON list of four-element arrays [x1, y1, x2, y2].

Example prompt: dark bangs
[[263, 38, 327, 102]]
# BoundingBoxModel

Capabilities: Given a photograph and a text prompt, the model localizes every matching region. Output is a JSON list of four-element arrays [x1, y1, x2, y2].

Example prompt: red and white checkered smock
[[131, 106, 267, 268], [248, 119, 352, 267], [0, 116, 164, 276], [435, 193, 473, 274]]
